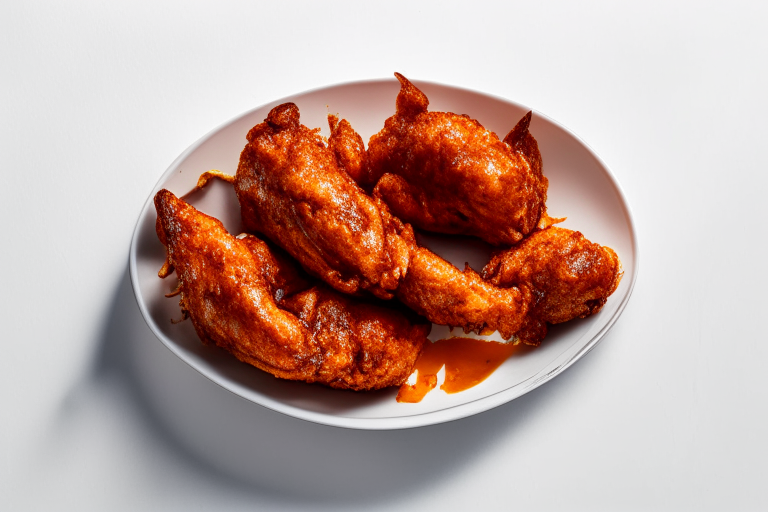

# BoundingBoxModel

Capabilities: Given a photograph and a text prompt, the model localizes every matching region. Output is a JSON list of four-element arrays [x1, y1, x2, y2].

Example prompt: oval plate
[[129, 78, 638, 430]]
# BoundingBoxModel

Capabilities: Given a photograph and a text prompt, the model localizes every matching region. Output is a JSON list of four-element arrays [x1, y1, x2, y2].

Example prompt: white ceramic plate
[[129, 78, 638, 430]]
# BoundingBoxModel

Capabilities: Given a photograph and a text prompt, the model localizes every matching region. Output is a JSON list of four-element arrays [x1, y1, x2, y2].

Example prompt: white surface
[[2, 1, 766, 510], [130, 79, 637, 429]]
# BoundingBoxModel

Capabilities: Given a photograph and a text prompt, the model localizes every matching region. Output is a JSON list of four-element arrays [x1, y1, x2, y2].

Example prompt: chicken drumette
[[234, 102, 411, 300], [365, 73, 548, 246], [154, 189, 429, 391]]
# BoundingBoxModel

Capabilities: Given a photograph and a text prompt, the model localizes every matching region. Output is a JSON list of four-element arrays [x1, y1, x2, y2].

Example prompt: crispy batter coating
[[366, 73, 548, 246], [235, 103, 411, 300], [328, 114, 367, 185], [154, 189, 429, 391], [482, 227, 623, 346], [396, 246, 530, 339]]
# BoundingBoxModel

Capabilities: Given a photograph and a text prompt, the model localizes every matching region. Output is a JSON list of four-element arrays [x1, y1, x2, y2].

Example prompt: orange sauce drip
[[396, 337, 519, 403]]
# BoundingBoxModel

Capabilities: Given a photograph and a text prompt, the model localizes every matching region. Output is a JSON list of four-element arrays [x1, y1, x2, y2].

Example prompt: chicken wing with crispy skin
[[366, 73, 548, 246], [235, 102, 411, 300], [397, 246, 530, 339], [482, 226, 623, 346], [233, 103, 530, 338], [154, 189, 429, 391]]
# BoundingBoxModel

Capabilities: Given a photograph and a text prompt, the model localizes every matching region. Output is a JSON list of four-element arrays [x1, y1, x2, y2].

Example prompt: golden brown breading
[[395, 246, 530, 339], [235, 103, 411, 300], [366, 73, 548, 246], [328, 114, 367, 185], [482, 226, 623, 346], [154, 189, 429, 391]]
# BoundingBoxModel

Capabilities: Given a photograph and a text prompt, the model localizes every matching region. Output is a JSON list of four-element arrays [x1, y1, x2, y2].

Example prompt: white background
[[2, 1, 766, 510]]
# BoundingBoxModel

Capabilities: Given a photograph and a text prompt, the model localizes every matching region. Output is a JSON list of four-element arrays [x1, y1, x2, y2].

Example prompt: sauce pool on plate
[[396, 337, 521, 403]]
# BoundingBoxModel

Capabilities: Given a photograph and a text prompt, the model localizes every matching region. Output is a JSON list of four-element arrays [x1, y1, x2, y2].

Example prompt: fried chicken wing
[[366, 73, 548, 246], [396, 246, 530, 339], [154, 189, 429, 391], [482, 226, 623, 346], [235, 103, 410, 300]]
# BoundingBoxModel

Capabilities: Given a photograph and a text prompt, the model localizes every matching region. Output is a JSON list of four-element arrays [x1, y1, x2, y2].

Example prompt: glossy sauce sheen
[[396, 337, 520, 403]]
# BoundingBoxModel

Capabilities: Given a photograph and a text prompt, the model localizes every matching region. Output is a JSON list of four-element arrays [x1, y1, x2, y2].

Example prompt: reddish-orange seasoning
[[396, 337, 520, 403]]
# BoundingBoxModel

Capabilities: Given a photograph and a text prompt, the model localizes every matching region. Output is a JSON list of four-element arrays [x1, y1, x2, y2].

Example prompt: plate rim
[[128, 77, 639, 430]]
